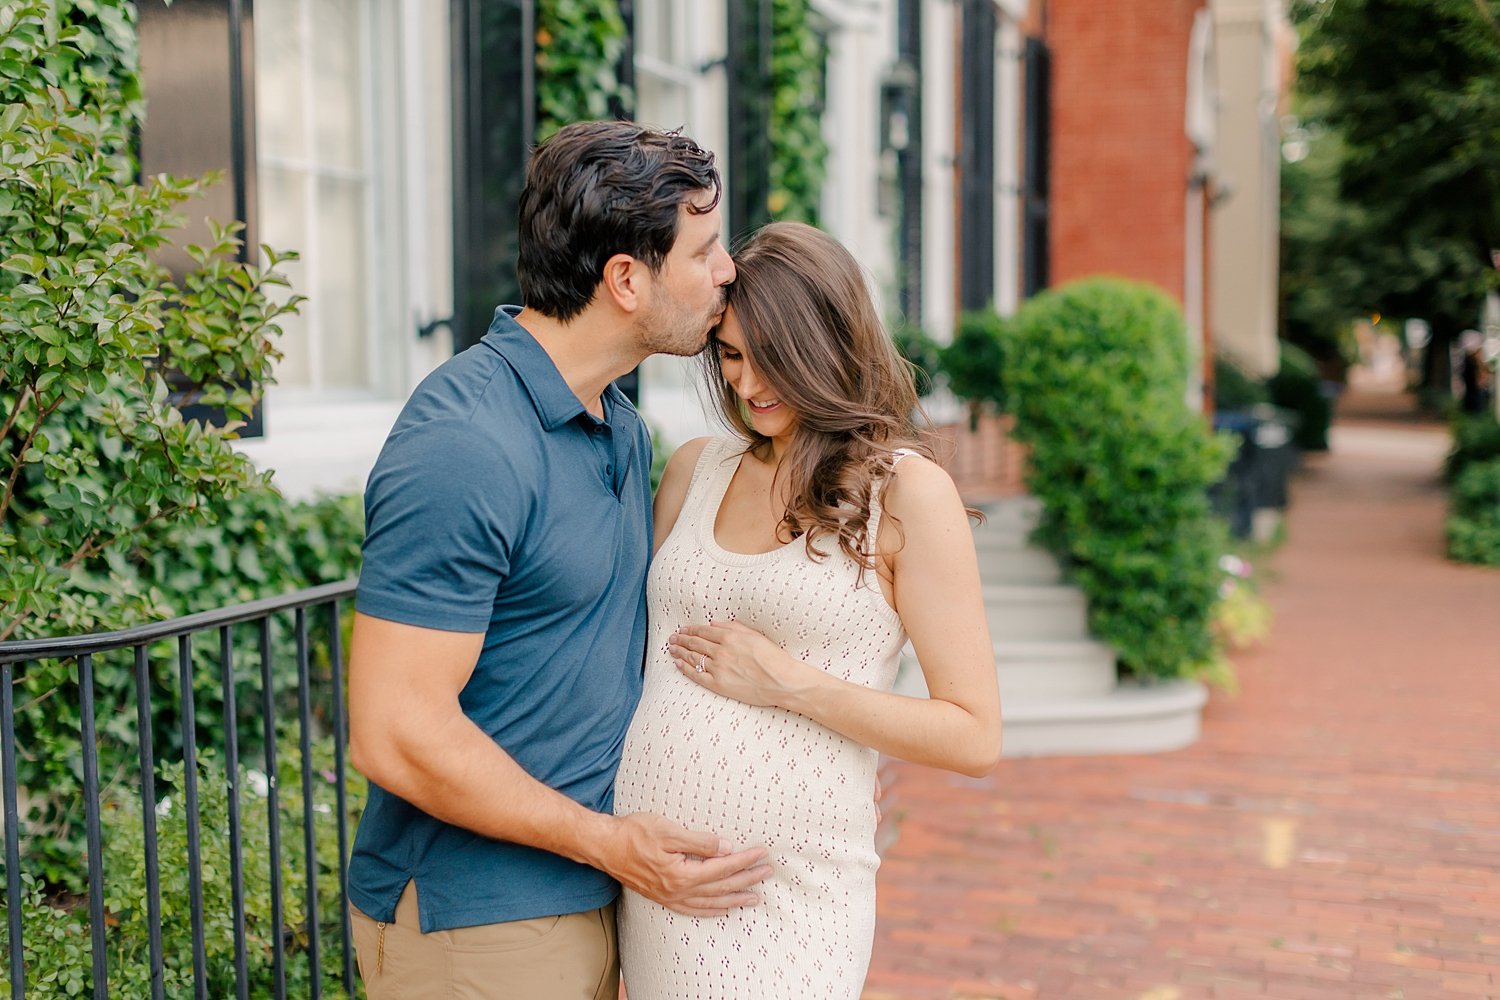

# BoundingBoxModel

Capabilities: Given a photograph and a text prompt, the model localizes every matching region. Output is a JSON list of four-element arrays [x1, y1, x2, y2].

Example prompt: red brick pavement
[[864, 393, 1500, 1000]]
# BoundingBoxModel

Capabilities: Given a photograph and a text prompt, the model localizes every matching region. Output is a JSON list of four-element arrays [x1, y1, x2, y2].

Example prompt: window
[[254, 0, 378, 393], [635, 0, 698, 131]]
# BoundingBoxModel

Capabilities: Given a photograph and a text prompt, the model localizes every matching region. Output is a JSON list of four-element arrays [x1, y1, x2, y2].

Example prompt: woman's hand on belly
[[667, 621, 812, 710]]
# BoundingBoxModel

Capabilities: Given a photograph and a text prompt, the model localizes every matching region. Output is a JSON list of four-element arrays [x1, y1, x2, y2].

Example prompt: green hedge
[[890, 319, 942, 397], [1213, 355, 1270, 411], [1268, 342, 1332, 452], [1445, 412, 1500, 483], [1, 742, 362, 998], [1447, 455, 1500, 566], [1007, 278, 1235, 680]]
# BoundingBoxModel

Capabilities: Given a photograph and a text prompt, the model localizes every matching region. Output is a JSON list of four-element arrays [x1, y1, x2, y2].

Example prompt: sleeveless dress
[[614, 436, 912, 1000]]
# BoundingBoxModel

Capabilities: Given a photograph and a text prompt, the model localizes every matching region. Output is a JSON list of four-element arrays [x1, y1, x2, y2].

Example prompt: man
[[346, 121, 770, 999]]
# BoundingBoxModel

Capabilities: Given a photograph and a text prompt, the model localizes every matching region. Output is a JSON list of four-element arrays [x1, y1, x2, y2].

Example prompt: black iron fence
[[0, 579, 361, 1000]]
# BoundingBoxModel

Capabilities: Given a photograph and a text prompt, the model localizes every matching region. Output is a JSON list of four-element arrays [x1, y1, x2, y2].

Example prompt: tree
[[1289, 0, 1500, 387]]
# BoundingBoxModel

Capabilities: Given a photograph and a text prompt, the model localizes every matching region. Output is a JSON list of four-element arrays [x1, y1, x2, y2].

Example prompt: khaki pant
[[350, 882, 619, 1000]]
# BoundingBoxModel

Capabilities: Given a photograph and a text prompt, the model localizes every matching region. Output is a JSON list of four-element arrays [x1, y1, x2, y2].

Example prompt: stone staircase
[[894, 496, 1208, 757]]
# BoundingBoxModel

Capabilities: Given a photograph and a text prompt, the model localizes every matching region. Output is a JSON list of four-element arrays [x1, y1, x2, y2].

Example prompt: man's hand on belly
[[584, 811, 772, 918]]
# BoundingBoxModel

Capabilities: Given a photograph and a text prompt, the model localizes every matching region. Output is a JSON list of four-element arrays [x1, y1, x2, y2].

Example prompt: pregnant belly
[[615, 670, 879, 866]]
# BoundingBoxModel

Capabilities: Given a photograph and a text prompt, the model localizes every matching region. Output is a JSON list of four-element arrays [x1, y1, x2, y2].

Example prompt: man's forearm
[[360, 708, 615, 866]]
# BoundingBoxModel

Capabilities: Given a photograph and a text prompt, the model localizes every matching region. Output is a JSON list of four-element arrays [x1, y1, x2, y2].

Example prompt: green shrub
[[941, 310, 1009, 428], [1213, 355, 1270, 411], [890, 319, 942, 397], [0, 740, 364, 998], [767, 0, 829, 224], [1268, 342, 1333, 451], [1445, 412, 1500, 483], [1446, 456, 1500, 566], [1007, 278, 1235, 680], [534, 0, 630, 143], [0, 0, 364, 894]]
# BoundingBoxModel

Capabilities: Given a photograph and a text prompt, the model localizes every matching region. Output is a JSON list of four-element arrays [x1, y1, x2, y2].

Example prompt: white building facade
[[138, 0, 1036, 498]]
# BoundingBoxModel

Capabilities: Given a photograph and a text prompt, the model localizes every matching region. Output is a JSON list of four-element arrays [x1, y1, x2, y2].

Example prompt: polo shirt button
[[606, 465, 613, 476]]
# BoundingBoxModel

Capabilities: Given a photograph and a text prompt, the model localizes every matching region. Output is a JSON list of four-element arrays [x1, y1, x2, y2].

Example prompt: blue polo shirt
[[349, 305, 652, 932]]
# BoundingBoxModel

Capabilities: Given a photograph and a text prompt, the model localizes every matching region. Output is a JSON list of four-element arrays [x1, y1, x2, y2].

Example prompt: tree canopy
[[1285, 0, 1500, 375]]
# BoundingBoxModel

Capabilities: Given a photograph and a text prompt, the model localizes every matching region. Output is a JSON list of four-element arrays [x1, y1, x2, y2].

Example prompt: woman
[[614, 222, 1001, 999]]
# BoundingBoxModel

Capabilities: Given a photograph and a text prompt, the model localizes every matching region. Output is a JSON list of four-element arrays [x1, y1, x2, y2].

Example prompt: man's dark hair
[[517, 121, 722, 321]]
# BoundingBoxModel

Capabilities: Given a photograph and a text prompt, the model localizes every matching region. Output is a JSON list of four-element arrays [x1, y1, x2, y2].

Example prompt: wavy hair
[[518, 121, 721, 321], [704, 222, 939, 569]]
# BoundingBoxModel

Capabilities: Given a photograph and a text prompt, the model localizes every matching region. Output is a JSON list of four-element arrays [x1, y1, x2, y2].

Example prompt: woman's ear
[[600, 253, 646, 314]]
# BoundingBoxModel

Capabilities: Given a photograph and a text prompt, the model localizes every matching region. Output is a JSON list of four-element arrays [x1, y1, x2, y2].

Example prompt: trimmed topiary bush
[[941, 310, 1009, 429], [890, 318, 942, 397], [1007, 278, 1236, 681]]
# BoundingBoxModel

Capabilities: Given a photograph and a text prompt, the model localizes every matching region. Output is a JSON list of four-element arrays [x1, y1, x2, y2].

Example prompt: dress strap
[[865, 449, 919, 559], [673, 436, 741, 534]]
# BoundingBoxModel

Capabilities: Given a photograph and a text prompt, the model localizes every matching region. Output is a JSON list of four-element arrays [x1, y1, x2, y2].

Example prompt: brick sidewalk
[[864, 400, 1500, 999]]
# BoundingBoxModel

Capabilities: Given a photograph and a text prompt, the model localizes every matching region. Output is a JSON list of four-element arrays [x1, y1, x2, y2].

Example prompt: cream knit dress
[[614, 436, 911, 1000]]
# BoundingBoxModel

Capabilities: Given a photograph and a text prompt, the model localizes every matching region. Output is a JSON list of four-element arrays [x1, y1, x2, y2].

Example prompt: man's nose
[[715, 247, 737, 286]]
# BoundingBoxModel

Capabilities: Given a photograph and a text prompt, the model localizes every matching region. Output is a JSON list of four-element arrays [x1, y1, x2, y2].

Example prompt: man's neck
[[516, 308, 643, 418]]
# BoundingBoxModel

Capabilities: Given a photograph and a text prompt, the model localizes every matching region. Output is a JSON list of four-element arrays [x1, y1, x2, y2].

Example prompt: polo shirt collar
[[481, 305, 592, 431]]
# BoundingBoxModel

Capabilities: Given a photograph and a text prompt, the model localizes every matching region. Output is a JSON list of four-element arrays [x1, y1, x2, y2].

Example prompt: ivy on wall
[[767, 0, 829, 224], [534, 0, 632, 143]]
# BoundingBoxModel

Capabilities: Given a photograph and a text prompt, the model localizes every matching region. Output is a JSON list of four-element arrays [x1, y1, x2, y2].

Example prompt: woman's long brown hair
[[703, 221, 941, 570]]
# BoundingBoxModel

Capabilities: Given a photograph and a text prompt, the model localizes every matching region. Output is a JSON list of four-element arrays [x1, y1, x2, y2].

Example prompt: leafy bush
[[0, 740, 364, 999], [534, 0, 630, 143], [1446, 456, 1500, 566], [1268, 342, 1333, 451], [767, 0, 829, 224], [0, 0, 302, 643], [1213, 355, 1270, 411], [0, 0, 364, 894], [1007, 278, 1235, 680], [941, 310, 1009, 428], [890, 319, 942, 397], [1445, 412, 1500, 483]]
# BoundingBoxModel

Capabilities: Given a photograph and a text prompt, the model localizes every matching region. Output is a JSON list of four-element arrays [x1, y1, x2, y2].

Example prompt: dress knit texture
[[615, 436, 911, 1000]]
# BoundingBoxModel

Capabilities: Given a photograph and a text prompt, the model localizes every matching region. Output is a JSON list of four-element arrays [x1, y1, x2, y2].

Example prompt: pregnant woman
[[614, 221, 1002, 999]]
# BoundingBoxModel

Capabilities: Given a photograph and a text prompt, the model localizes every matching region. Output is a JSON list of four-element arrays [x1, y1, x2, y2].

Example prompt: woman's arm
[[652, 436, 713, 554], [668, 456, 1002, 777]]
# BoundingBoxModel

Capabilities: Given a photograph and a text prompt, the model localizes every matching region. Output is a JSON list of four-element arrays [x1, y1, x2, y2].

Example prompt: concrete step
[[983, 584, 1090, 642], [976, 545, 1063, 585], [993, 639, 1117, 700], [895, 639, 1115, 703], [891, 656, 1206, 758], [975, 496, 1043, 532], [999, 680, 1208, 757], [972, 525, 1037, 552]]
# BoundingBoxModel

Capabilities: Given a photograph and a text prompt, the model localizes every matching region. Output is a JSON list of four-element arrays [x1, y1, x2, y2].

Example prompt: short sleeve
[[355, 418, 526, 632]]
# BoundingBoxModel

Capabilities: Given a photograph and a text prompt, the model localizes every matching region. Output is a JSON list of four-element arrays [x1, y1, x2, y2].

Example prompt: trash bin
[[1211, 405, 1299, 539]]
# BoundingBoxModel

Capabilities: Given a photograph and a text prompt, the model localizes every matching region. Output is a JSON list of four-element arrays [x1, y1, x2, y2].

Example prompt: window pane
[[316, 177, 370, 388], [253, 0, 306, 160], [638, 74, 690, 133], [312, 0, 365, 172], [637, 0, 677, 62], [261, 165, 311, 386]]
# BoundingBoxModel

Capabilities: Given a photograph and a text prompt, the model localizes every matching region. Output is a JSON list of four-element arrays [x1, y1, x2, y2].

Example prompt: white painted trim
[[994, 0, 1030, 23], [922, 0, 958, 342], [995, 15, 1022, 316]]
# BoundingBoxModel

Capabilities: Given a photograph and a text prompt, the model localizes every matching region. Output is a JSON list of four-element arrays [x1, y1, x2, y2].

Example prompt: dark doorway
[[449, 0, 536, 353], [958, 0, 998, 314]]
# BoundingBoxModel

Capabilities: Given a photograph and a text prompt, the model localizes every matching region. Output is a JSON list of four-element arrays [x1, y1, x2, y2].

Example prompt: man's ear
[[600, 253, 648, 314]]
